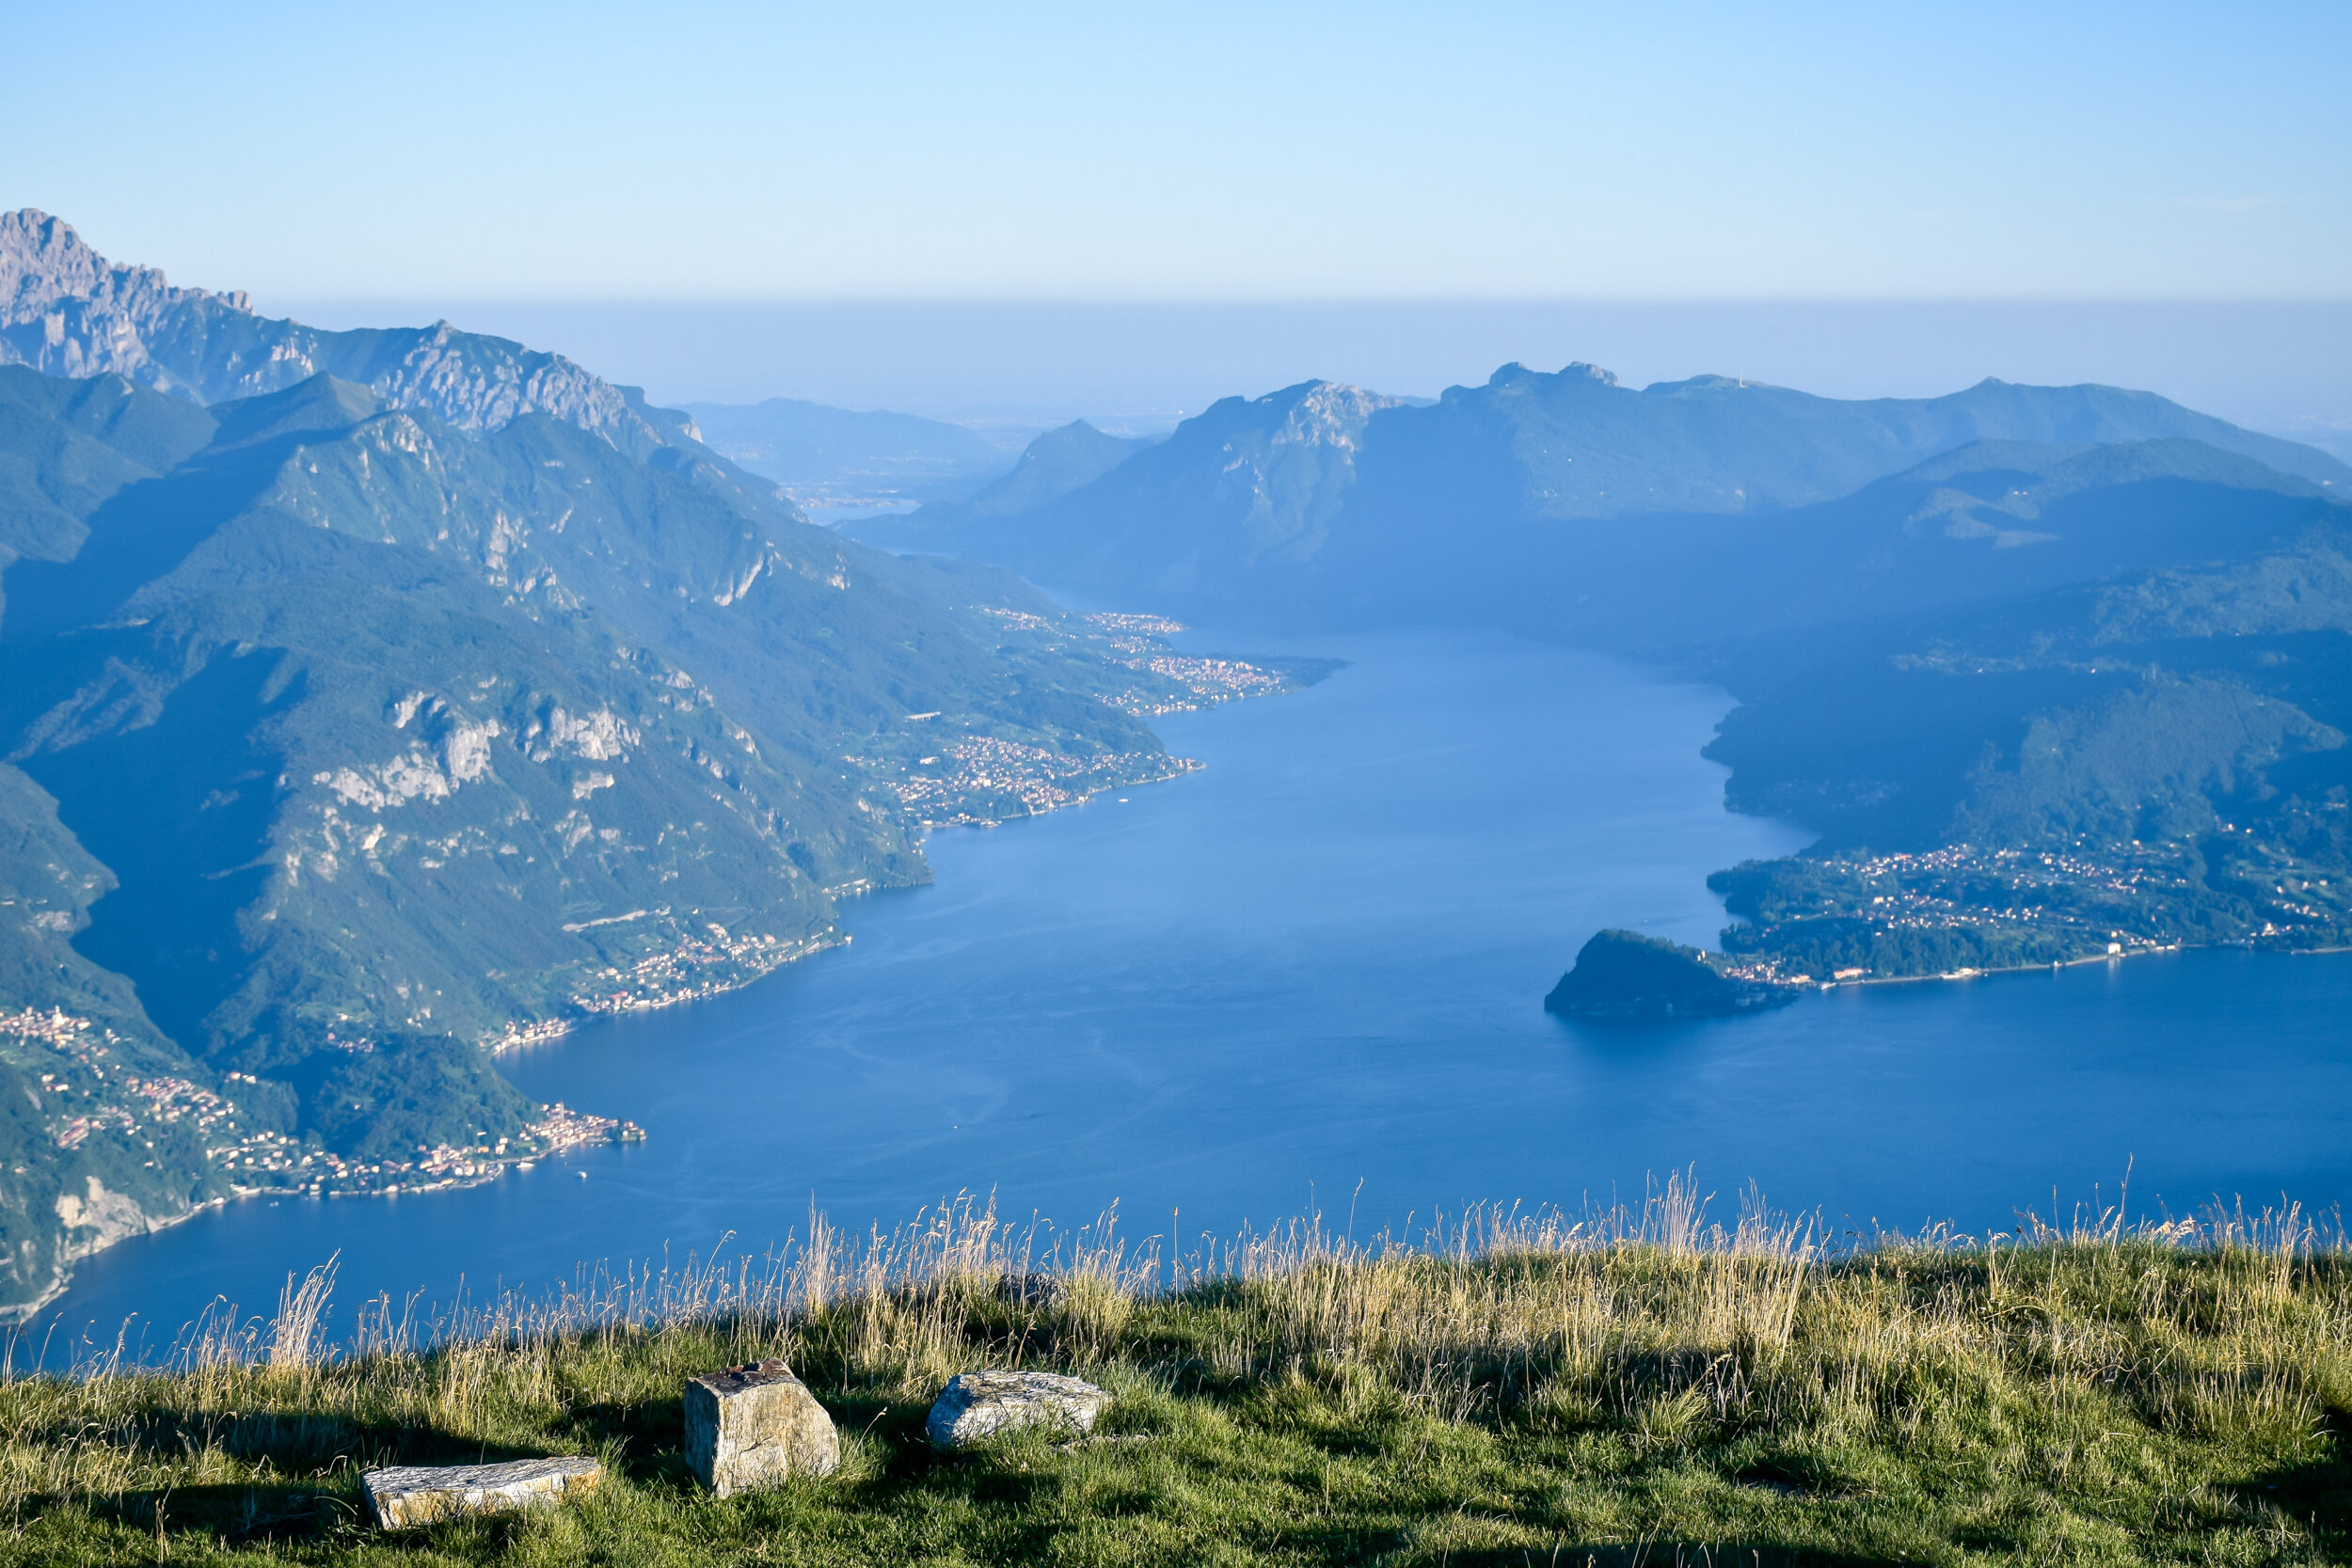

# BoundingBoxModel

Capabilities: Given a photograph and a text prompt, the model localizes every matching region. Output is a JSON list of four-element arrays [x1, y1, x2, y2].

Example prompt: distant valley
[[849, 361, 2352, 994], [678, 398, 1032, 518]]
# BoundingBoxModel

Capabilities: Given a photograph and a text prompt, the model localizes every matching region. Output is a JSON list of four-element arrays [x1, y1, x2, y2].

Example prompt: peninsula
[[1543, 929, 1800, 1021]]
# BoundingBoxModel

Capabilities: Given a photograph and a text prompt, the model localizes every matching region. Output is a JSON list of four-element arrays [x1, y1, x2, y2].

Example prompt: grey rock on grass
[[928, 1370, 1108, 1449], [685, 1358, 840, 1494], [361, 1456, 601, 1528]]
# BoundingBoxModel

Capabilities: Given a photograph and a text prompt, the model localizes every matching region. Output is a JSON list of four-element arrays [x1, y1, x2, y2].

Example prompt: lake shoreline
[[32, 629, 2352, 1365], [1811, 935, 2352, 998], [1818, 941, 2189, 992]]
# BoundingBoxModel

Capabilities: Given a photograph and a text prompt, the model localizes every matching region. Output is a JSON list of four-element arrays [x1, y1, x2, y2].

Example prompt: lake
[[28, 628, 2352, 1360]]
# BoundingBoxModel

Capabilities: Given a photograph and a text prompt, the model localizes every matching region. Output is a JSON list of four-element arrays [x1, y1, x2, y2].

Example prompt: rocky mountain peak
[[0, 210, 653, 445], [1237, 380, 1401, 451], [0, 210, 251, 324]]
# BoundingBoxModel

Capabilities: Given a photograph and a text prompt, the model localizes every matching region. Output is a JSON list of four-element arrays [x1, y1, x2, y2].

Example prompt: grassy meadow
[[0, 1186, 2347, 1565]]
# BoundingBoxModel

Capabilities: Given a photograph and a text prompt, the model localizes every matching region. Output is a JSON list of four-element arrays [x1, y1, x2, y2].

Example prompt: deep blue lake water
[[28, 628, 2352, 1360]]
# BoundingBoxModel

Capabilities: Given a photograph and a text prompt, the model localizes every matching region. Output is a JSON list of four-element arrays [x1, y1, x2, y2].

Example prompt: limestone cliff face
[[0, 210, 249, 390], [0, 211, 644, 442], [53, 1176, 170, 1265], [1216, 380, 1400, 564]]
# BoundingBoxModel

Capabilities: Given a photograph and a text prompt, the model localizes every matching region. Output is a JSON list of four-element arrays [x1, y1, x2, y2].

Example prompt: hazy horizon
[[272, 297, 2352, 455], [22, 3, 2343, 450]]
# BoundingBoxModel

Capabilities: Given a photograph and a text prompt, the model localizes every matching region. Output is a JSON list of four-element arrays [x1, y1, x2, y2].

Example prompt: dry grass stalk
[[0, 1181, 2343, 1562]]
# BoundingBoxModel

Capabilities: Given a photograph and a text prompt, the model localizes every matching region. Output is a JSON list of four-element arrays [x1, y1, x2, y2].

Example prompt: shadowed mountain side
[[1691, 507, 2352, 982], [0, 364, 217, 620], [853, 381, 1398, 601], [853, 361, 2352, 630], [926, 420, 1156, 520], [1428, 437, 2352, 657], [0, 762, 244, 1312]]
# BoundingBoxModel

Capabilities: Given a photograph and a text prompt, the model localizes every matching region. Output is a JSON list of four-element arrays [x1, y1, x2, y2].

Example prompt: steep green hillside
[[0, 355, 1306, 1314], [1700, 512, 2352, 981]]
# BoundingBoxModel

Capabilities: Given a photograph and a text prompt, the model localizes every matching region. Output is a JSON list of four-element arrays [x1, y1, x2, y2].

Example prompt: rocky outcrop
[[53, 1176, 167, 1263], [0, 210, 248, 394], [684, 1359, 840, 1493], [927, 1370, 1109, 1449], [0, 210, 649, 443], [361, 1457, 601, 1528]]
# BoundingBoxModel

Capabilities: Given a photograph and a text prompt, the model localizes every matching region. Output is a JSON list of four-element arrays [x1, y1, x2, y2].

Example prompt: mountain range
[[852, 362, 2349, 626], [0, 214, 1295, 1315], [854, 357, 2352, 987]]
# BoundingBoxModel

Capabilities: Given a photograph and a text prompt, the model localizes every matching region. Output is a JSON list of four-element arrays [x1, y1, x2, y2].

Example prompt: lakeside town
[[1711, 833, 2349, 984], [842, 607, 1324, 828], [3, 1006, 642, 1212]]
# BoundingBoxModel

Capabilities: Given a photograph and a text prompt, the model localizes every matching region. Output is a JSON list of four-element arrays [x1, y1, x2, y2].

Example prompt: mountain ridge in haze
[[680, 397, 1032, 509], [853, 360, 2352, 620]]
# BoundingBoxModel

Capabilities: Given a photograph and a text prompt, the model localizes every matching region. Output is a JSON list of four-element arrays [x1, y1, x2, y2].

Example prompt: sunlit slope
[[0, 367, 1190, 1311], [2, 369, 1182, 1053]]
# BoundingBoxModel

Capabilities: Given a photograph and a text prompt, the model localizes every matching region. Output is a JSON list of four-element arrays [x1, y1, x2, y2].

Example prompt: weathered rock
[[685, 1358, 840, 1495], [362, 1456, 601, 1528], [927, 1370, 1109, 1449]]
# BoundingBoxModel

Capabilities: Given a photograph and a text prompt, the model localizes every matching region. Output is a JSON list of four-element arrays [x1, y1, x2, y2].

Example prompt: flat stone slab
[[362, 1456, 601, 1528], [928, 1370, 1109, 1449], [686, 1357, 840, 1495]]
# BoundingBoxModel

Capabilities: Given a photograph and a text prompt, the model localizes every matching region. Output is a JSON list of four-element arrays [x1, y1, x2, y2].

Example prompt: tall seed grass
[[0, 1178, 2345, 1562]]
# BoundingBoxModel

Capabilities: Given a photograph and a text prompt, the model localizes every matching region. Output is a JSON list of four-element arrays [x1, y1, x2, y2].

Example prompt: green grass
[[2, 1193, 2348, 1565]]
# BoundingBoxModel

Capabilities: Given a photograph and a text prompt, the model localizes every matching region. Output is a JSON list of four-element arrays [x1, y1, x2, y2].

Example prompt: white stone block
[[362, 1456, 601, 1528], [685, 1357, 840, 1495]]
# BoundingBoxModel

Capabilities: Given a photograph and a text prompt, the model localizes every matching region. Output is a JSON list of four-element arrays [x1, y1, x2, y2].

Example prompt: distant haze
[[275, 300, 2352, 457]]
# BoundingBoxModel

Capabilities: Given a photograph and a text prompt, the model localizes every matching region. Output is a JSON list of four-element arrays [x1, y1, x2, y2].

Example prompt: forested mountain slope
[[0, 221, 1306, 1314], [1696, 491, 2352, 981]]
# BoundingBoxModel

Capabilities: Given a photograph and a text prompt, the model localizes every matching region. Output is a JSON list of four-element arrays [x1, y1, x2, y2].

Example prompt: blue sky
[[8, 1, 2346, 302]]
